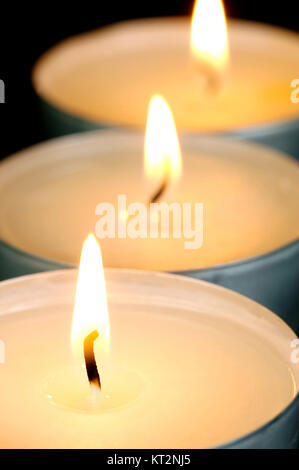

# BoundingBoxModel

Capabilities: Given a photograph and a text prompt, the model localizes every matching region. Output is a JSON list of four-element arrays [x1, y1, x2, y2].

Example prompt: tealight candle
[[32, 0, 299, 157], [0, 97, 298, 330], [0, 235, 298, 449]]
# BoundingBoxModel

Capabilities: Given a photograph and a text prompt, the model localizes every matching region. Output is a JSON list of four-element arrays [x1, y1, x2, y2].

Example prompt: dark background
[[0, 0, 298, 160]]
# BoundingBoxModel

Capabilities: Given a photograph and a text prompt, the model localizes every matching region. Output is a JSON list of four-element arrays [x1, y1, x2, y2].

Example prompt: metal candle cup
[[0, 269, 297, 449], [32, 18, 299, 158], [0, 131, 298, 332]]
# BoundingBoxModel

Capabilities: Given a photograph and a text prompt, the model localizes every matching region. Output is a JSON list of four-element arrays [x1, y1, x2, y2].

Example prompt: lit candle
[[0, 234, 298, 448], [0, 97, 298, 329], [49, 235, 143, 413], [190, 0, 229, 90], [32, 0, 299, 156]]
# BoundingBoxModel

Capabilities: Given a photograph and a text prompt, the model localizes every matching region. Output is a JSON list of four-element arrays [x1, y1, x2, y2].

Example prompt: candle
[[0, 97, 298, 329], [32, 0, 299, 157], [0, 234, 298, 448]]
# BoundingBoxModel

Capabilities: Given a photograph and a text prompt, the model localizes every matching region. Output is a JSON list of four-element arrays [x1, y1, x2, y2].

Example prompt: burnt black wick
[[84, 329, 101, 390], [149, 172, 169, 205]]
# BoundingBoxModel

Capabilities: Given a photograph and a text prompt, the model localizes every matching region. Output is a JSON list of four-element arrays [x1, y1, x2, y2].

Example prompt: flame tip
[[190, 0, 229, 72], [144, 95, 182, 183], [71, 231, 110, 361]]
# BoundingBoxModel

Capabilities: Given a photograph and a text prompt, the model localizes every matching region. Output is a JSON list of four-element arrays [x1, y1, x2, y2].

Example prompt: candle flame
[[144, 95, 182, 183], [71, 234, 110, 361], [190, 0, 229, 79]]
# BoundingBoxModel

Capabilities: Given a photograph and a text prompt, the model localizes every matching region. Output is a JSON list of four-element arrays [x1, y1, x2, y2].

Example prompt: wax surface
[[33, 18, 299, 131], [0, 269, 297, 448], [0, 133, 298, 271]]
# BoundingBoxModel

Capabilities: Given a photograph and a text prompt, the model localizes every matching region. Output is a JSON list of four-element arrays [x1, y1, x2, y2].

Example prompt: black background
[[0, 0, 298, 160]]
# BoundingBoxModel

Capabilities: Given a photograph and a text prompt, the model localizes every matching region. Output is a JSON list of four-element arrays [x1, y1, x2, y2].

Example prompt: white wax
[[0, 270, 297, 448], [33, 18, 299, 131]]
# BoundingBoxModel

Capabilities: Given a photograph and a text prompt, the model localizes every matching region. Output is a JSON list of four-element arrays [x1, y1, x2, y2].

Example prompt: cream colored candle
[[32, 15, 299, 132], [0, 263, 297, 449], [0, 130, 298, 271]]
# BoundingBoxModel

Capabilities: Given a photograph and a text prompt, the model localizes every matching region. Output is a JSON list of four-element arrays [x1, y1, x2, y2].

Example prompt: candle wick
[[149, 157, 170, 205], [84, 330, 101, 391], [149, 175, 169, 205], [205, 71, 222, 94]]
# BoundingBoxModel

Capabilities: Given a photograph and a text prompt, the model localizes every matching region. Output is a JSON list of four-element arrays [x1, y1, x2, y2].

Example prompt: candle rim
[[0, 266, 296, 346]]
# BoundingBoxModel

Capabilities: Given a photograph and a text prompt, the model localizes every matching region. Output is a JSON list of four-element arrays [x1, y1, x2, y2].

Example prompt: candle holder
[[0, 268, 297, 449], [0, 131, 298, 332], [32, 18, 299, 159]]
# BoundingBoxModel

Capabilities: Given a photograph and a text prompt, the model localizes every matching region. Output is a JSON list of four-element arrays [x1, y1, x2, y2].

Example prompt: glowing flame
[[190, 0, 229, 77], [144, 95, 182, 183], [71, 233, 110, 360]]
